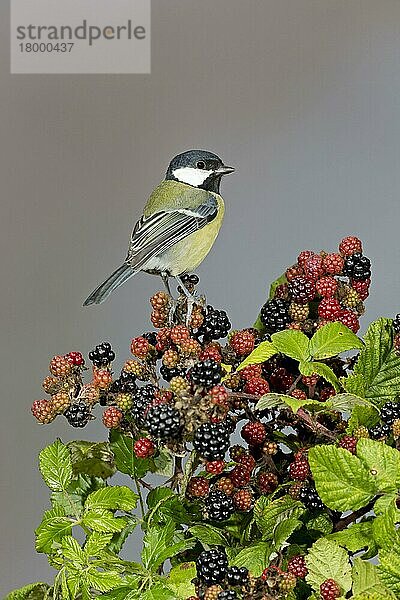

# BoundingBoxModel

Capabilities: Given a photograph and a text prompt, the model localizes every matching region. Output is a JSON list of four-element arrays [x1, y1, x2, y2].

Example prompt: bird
[[83, 149, 234, 316]]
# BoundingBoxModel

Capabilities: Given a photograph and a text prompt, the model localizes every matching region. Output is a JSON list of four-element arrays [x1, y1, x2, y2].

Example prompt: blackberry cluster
[[160, 365, 186, 382], [299, 486, 324, 510], [64, 402, 91, 428], [342, 252, 371, 281], [193, 422, 231, 460], [88, 342, 115, 367], [198, 305, 231, 340], [130, 385, 156, 426], [260, 299, 291, 333], [226, 566, 249, 587], [110, 370, 137, 394], [190, 359, 222, 389], [380, 401, 400, 425], [196, 548, 228, 585], [144, 404, 182, 440], [205, 490, 234, 521]]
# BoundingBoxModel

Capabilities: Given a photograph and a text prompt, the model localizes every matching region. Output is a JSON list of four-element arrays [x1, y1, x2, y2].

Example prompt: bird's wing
[[125, 194, 218, 270]]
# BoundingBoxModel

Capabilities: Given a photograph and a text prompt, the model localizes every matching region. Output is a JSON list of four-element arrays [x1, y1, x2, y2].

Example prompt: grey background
[[2, 0, 400, 595]]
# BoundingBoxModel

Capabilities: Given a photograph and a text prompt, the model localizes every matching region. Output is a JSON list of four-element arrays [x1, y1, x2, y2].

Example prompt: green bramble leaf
[[142, 520, 176, 571], [308, 445, 377, 511], [378, 546, 400, 595], [61, 535, 86, 564], [325, 393, 374, 413], [83, 509, 128, 533], [306, 512, 333, 535], [109, 430, 152, 479], [167, 563, 197, 599], [4, 583, 51, 600], [374, 494, 399, 515], [151, 447, 174, 477], [99, 590, 138, 600], [272, 517, 302, 550], [35, 505, 73, 553], [85, 532, 113, 556], [108, 516, 137, 554], [357, 438, 400, 492], [342, 372, 366, 396], [352, 558, 394, 598], [85, 486, 139, 512], [231, 541, 272, 577], [141, 585, 177, 600], [236, 340, 277, 372], [39, 439, 73, 491], [372, 502, 400, 550], [85, 569, 122, 593], [305, 538, 352, 593], [328, 522, 375, 554], [353, 318, 400, 406], [271, 329, 310, 362], [309, 321, 363, 360], [256, 392, 322, 414], [254, 496, 304, 540], [67, 441, 116, 479], [299, 360, 340, 390], [189, 524, 229, 547], [347, 403, 380, 434]]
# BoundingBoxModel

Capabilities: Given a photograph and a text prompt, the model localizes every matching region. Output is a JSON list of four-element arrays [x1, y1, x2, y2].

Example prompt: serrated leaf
[[300, 360, 340, 390], [357, 438, 400, 492], [306, 513, 333, 534], [167, 562, 197, 599], [83, 509, 127, 532], [378, 547, 400, 595], [354, 318, 400, 405], [86, 569, 122, 592], [35, 506, 73, 553], [374, 494, 398, 515], [347, 404, 380, 433], [109, 431, 152, 479], [67, 441, 116, 479], [189, 524, 229, 546], [61, 535, 86, 564], [4, 583, 51, 600], [325, 393, 374, 413], [108, 516, 137, 554], [309, 322, 363, 359], [309, 444, 377, 511], [39, 439, 72, 491], [305, 538, 352, 593], [85, 486, 138, 512], [328, 522, 374, 553], [271, 329, 310, 362], [342, 373, 365, 396], [236, 341, 277, 372], [99, 589, 138, 600], [372, 502, 399, 550], [147, 487, 174, 509], [231, 541, 272, 577], [352, 558, 391, 597], [141, 585, 176, 600], [254, 496, 304, 540], [273, 517, 302, 549], [155, 538, 196, 570], [151, 447, 174, 477], [85, 532, 113, 556], [256, 392, 323, 414], [142, 520, 175, 571]]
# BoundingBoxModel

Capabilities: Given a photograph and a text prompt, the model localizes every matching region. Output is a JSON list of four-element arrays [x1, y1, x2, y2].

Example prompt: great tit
[[83, 149, 234, 308]]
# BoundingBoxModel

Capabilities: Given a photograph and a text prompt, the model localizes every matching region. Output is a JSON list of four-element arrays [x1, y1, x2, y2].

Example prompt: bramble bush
[[7, 236, 400, 600]]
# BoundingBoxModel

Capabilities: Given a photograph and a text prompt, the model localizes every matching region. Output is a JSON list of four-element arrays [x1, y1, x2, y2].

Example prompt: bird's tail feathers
[[83, 263, 136, 306]]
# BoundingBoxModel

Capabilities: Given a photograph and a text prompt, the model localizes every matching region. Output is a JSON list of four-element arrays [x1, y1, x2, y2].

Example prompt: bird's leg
[[161, 272, 178, 324], [174, 275, 196, 326]]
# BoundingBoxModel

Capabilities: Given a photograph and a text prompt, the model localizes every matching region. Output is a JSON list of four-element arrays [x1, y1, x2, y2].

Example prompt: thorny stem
[[333, 499, 376, 532]]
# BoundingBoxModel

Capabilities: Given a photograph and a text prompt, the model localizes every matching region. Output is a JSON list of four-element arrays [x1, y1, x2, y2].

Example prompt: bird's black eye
[[196, 160, 206, 169]]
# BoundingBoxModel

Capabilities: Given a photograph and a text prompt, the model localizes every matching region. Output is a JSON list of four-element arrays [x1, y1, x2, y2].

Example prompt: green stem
[[135, 478, 145, 519]]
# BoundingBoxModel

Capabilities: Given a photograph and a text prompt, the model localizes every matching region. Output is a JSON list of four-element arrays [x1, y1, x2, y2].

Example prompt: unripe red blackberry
[[262, 440, 278, 455], [199, 345, 222, 362], [130, 336, 151, 359], [187, 476, 210, 498], [258, 472, 278, 494], [51, 391, 71, 415], [270, 367, 294, 392], [179, 338, 202, 357], [338, 435, 357, 454], [239, 364, 263, 381], [339, 310, 360, 333], [316, 276, 338, 298], [287, 555, 308, 578], [279, 572, 297, 593], [319, 386, 336, 401], [169, 376, 190, 395], [339, 236, 362, 256], [49, 355, 72, 378], [42, 376, 61, 395], [205, 490, 234, 521], [274, 282, 290, 300], [170, 325, 190, 344], [133, 437, 155, 458], [150, 291, 170, 309], [322, 253, 344, 275], [289, 458, 310, 481], [115, 392, 133, 411], [288, 276, 316, 304], [68, 351, 85, 366], [230, 330, 255, 356], [297, 250, 315, 266], [209, 385, 229, 408], [205, 460, 225, 475], [320, 578, 341, 600], [93, 368, 113, 389], [233, 489, 253, 511], [291, 388, 307, 400], [304, 254, 324, 280], [217, 477, 234, 496], [289, 302, 309, 322], [237, 453, 256, 472], [285, 264, 304, 282], [31, 399, 55, 424], [302, 374, 319, 387], [351, 278, 370, 300], [243, 376, 270, 396], [102, 406, 123, 429], [318, 297, 342, 320], [162, 349, 180, 368], [241, 421, 266, 446], [229, 465, 251, 488], [394, 334, 400, 356]]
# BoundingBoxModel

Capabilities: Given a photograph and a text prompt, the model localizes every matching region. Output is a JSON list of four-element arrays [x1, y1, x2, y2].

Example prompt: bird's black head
[[165, 149, 234, 193]]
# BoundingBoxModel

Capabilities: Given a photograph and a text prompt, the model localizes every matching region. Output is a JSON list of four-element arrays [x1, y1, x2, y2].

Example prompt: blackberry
[[144, 404, 182, 440], [130, 384, 156, 426], [217, 477, 234, 496], [205, 490, 235, 521], [258, 472, 278, 494], [64, 401, 91, 428], [190, 359, 222, 389], [142, 331, 158, 346], [226, 566, 249, 587], [187, 476, 210, 498], [260, 298, 291, 333], [279, 572, 297, 593], [197, 305, 231, 340], [241, 421, 266, 445], [243, 376, 270, 396], [205, 460, 225, 475], [116, 370, 137, 394], [320, 579, 341, 600], [393, 314, 400, 335], [160, 365, 185, 382], [339, 236, 362, 256], [380, 401, 400, 425], [299, 486, 324, 510], [338, 435, 357, 454], [31, 399, 55, 424], [233, 489, 252, 511], [289, 458, 310, 481], [230, 330, 255, 356], [89, 342, 115, 367], [196, 548, 228, 585], [229, 465, 251, 487], [134, 438, 155, 458], [218, 592, 237, 600], [287, 555, 308, 578], [288, 276, 316, 304], [102, 406, 123, 429], [193, 422, 230, 460], [343, 253, 371, 281]]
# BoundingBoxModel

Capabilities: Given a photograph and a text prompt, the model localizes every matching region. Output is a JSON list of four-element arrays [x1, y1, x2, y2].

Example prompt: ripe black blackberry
[[226, 566, 249, 587], [393, 314, 400, 335], [299, 486, 324, 510], [64, 401, 91, 428], [193, 422, 230, 460], [142, 331, 158, 346], [197, 305, 231, 340], [260, 299, 291, 333], [288, 276, 316, 304], [144, 404, 182, 440], [342, 253, 371, 281], [196, 548, 228, 585], [130, 384, 156, 426], [218, 591, 237, 600], [380, 401, 400, 425], [205, 490, 234, 521], [88, 342, 115, 367], [369, 422, 391, 440], [160, 365, 186, 382], [190, 359, 222, 389]]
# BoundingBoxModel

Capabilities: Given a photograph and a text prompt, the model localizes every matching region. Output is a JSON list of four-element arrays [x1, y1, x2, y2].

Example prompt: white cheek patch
[[173, 167, 213, 187]]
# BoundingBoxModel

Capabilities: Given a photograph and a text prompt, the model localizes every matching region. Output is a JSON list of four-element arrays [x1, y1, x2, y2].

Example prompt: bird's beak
[[215, 165, 235, 176]]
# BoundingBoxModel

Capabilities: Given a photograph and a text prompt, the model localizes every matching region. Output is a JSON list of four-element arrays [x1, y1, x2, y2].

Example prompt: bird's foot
[[168, 298, 179, 325]]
